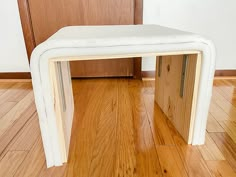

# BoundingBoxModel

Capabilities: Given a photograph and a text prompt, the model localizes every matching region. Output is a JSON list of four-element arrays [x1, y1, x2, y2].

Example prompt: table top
[[47, 25, 201, 48], [50, 25, 190, 39]]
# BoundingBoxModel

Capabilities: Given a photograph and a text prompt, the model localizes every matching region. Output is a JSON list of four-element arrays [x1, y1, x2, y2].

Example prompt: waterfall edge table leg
[[49, 60, 74, 163], [155, 53, 202, 143]]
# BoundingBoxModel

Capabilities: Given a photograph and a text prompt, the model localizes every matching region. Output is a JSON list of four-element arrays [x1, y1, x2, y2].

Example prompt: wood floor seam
[[1, 79, 236, 177], [0, 110, 37, 159]]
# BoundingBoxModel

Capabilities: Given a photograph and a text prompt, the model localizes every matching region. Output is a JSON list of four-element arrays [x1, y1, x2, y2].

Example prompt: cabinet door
[[155, 54, 199, 143]]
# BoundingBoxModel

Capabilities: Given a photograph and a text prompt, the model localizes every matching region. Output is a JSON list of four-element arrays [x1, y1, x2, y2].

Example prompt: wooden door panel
[[28, 0, 135, 44], [27, 0, 135, 77], [70, 58, 133, 77], [18, 0, 142, 78]]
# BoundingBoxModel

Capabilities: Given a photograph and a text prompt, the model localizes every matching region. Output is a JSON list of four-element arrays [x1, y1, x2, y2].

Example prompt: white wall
[[142, 0, 236, 71], [0, 1, 29, 72], [1, 1, 235, 72]]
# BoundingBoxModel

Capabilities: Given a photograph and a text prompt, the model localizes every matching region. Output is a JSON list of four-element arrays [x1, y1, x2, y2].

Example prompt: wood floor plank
[[156, 146, 188, 177], [0, 91, 35, 136], [38, 164, 66, 177], [88, 79, 118, 177], [178, 146, 213, 177], [0, 151, 27, 177], [215, 100, 236, 122], [164, 117, 213, 177], [207, 113, 225, 133], [209, 101, 230, 121], [213, 80, 236, 106], [8, 113, 40, 151], [0, 102, 17, 119], [114, 79, 137, 177], [212, 87, 226, 102], [65, 79, 110, 177], [0, 82, 15, 96], [219, 80, 236, 97], [209, 132, 236, 172], [1, 79, 236, 177], [142, 89, 175, 146], [227, 80, 236, 91], [198, 133, 225, 160], [0, 102, 36, 157], [206, 160, 236, 177], [13, 137, 46, 177], [0, 83, 32, 106], [214, 87, 236, 107], [219, 121, 236, 143], [128, 80, 163, 177], [212, 88, 236, 121]]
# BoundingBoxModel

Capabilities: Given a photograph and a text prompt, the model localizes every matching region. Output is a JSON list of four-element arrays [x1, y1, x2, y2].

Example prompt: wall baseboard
[[0, 72, 31, 79], [142, 70, 236, 78], [142, 71, 155, 78], [0, 70, 235, 79], [214, 70, 236, 76]]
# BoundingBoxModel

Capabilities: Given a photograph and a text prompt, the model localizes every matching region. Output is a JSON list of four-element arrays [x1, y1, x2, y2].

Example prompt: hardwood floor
[[0, 78, 236, 177]]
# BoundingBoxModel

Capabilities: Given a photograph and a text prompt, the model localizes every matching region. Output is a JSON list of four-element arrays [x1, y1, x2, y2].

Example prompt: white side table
[[30, 25, 215, 167]]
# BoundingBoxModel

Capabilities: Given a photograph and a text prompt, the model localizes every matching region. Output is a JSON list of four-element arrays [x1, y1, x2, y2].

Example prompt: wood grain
[[0, 102, 36, 157], [206, 113, 225, 133], [65, 80, 109, 177], [155, 54, 199, 143], [70, 58, 134, 78], [206, 160, 236, 177], [39, 164, 66, 177], [209, 132, 236, 171], [17, 0, 36, 59], [144, 90, 175, 145], [219, 121, 236, 143], [14, 137, 46, 177], [0, 151, 27, 177], [133, 0, 143, 79], [156, 146, 188, 177], [0, 82, 14, 96], [114, 79, 137, 177], [128, 80, 162, 177], [0, 102, 17, 119], [176, 145, 212, 177], [88, 79, 118, 177], [212, 88, 236, 121], [209, 101, 230, 121], [0, 79, 236, 176], [134, 0, 143, 24], [23, 0, 141, 78], [167, 122, 213, 177], [0, 91, 35, 136], [0, 82, 32, 106], [213, 80, 236, 106], [8, 113, 40, 151], [28, 0, 135, 44], [198, 133, 225, 160]]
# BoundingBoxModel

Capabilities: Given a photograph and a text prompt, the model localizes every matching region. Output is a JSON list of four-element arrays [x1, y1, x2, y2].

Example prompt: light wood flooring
[[0, 78, 236, 177]]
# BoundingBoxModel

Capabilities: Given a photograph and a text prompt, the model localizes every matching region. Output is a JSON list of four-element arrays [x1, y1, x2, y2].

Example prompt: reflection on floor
[[0, 78, 236, 177]]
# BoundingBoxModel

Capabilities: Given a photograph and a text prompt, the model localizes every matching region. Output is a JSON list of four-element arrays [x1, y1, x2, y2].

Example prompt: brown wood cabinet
[[18, 0, 143, 78]]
